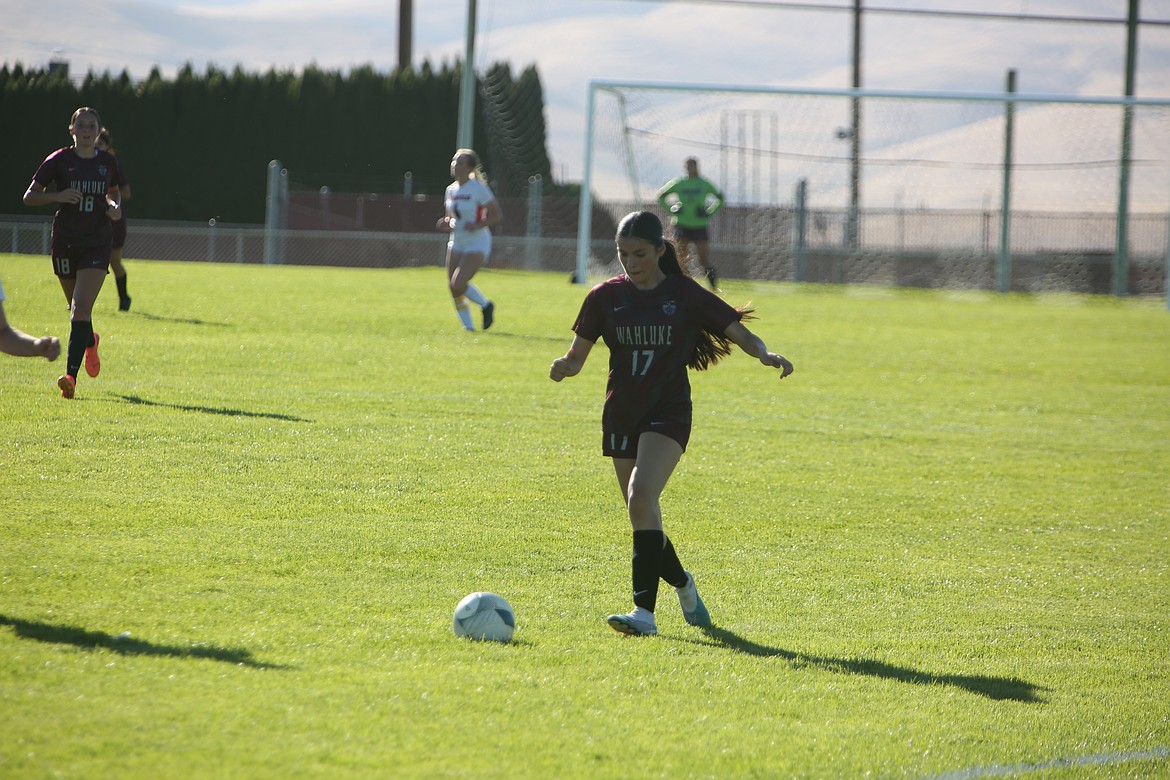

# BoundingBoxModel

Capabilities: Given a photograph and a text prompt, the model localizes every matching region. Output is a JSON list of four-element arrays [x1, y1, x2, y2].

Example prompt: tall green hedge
[[1, 60, 554, 224]]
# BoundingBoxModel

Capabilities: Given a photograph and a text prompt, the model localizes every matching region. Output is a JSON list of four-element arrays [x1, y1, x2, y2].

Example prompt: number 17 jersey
[[572, 273, 742, 444]]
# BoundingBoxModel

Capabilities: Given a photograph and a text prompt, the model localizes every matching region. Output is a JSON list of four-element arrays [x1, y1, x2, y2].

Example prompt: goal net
[[577, 80, 1170, 295]]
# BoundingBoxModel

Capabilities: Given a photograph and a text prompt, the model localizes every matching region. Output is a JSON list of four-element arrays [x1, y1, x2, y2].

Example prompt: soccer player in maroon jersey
[[550, 211, 794, 636], [97, 128, 132, 311], [23, 107, 124, 398]]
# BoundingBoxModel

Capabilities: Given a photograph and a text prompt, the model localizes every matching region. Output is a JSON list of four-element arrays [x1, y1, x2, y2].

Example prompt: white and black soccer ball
[[452, 591, 515, 642]]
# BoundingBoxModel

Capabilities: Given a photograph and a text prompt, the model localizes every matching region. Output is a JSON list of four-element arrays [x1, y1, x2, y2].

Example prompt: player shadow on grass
[[0, 614, 290, 670], [485, 331, 569, 343], [114, 394, 311, 422], [126, 311, 233, 327], [692, 624, 1046, 703]]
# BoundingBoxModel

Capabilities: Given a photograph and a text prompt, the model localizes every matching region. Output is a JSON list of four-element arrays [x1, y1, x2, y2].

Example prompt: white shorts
[[449, 229, 492, 256]]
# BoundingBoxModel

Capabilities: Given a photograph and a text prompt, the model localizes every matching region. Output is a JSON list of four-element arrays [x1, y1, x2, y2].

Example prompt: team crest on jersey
[[98, 166, 109, 177], [662, 300, 677, 316]]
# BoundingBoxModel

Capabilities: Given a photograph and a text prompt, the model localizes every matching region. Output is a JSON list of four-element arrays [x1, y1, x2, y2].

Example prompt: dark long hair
[[97, 127, 118, 155], [616, 211, 754, 371]]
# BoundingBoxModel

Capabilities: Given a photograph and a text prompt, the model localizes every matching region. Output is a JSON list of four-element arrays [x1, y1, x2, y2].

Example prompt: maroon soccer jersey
[[572, 274, 742, 445], [32, 147, 122, 248]]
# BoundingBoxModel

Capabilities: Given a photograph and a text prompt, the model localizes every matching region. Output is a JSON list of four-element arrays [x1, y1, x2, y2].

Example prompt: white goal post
[[576, 79, 1170, 298]]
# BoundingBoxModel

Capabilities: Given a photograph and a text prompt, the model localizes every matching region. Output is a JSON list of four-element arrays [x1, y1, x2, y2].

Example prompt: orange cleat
[[84, 332, 101, 377], [58, 374, 76, 399]]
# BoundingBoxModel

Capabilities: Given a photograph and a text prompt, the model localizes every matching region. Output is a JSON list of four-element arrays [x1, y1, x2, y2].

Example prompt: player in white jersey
[[436, 148, 501, 331]]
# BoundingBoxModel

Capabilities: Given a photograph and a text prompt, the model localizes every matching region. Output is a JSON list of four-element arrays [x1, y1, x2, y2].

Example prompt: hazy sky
[[4, 0, 1169, 190]]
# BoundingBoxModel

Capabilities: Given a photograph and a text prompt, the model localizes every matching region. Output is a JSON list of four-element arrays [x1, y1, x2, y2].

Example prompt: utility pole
[[398, 0, 412, 72]]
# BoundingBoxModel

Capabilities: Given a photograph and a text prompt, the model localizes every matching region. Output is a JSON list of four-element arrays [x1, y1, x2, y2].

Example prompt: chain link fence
[[3, 189, 1166, 296]]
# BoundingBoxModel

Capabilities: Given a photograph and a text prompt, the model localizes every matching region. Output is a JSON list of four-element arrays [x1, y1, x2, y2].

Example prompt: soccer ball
[[452, 592, 515, 642]]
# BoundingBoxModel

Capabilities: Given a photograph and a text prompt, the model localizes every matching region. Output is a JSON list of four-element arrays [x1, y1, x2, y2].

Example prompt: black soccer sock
[[115, 273, 129, 299], [66, 320, 94, 378], [631, 530, 665, 613], [660, 535, 688, 589]]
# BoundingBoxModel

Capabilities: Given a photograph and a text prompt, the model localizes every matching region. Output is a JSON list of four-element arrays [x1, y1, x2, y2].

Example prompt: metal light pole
[[1114, 0, 1139, 297], [847, 0, 862, 249], [456, 0, 477, 149]]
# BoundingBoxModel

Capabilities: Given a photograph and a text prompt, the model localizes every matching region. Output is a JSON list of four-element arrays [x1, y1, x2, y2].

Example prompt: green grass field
[[1, 254, 1168, 779]]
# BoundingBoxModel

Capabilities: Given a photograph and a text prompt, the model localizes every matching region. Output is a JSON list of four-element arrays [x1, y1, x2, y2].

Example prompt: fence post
[[1115, 102, 1133, 297], [526, 174, 543, 270], [319, 186, 331, 230], [997, 70, 1016, 294], [264, 160, 287, 265], [208, 218, 217, 262], [278, 168, 288, 262], [794, 178, 808, 283]]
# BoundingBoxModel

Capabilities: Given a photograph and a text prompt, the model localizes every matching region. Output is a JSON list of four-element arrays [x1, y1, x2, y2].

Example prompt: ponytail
[[455, 147, 489, 183], [688, 306, 755, 371], [98, 127, 117, 155], [658, 239, 684, 277]]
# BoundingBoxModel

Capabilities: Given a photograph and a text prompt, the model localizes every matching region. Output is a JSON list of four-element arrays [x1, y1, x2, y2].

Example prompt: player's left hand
[[36, 336, 61, 361], [549, 356, 580, 382], [762, 352, 794, 378]]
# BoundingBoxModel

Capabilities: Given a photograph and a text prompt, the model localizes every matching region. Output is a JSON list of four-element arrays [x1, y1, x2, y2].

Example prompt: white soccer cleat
[[676, 571, 711, 627], [607, 608, 657, 636]]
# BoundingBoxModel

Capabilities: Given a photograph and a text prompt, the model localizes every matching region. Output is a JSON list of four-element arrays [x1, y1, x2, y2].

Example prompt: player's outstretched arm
[[0, 304, 60, 360], [550, 335, 595, 382], [724, 321, 793, 378]]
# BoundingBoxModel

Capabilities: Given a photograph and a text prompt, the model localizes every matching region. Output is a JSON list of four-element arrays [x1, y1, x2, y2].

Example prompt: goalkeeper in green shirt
[[656, 157, 725, 290]]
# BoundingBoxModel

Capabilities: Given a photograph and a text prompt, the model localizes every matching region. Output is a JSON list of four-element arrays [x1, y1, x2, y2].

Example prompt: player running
[[23, 106, 124, 398], [437, 148, 500, 331], [549, 211, 794, 637], [96, 127, 133, 311]]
